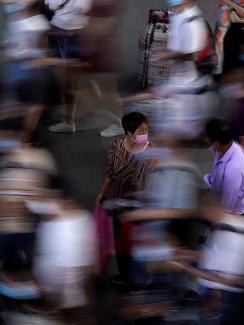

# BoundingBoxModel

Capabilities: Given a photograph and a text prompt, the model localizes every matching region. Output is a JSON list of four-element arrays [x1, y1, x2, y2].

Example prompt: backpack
[[184, 16, 215, 75]]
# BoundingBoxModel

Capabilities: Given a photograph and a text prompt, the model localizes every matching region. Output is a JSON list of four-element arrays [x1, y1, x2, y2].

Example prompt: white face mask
[[25, 200, 62, 215]]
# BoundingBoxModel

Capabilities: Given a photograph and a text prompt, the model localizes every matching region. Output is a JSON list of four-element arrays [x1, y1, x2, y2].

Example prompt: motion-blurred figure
[[46, 0, 93, 133], [1, 0, 61, 142], [204, 118, 244, 215], [119, 0, 216, 140], [32, 195, 97, 324], [214, 0, 244, 76]]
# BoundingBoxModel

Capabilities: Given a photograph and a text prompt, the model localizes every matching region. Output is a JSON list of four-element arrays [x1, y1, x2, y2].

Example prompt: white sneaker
[[100, 124, 124, 137], [49, 122, 76, 133]]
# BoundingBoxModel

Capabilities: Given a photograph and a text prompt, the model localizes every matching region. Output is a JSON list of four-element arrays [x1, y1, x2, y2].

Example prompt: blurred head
[[122, 112, 149, 144], [205, 119, 234, 150], [167, 0, 194, 13]]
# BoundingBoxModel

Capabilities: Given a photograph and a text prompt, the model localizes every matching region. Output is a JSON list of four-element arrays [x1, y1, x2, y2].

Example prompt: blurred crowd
[[0, 0, 243, 324]]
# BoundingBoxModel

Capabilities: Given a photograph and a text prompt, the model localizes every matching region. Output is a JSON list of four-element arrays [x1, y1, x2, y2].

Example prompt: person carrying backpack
[[114, 0, 217, 140]]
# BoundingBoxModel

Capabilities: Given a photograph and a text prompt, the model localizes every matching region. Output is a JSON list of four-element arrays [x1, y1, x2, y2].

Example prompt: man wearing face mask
[[204, 119, 244, 215]]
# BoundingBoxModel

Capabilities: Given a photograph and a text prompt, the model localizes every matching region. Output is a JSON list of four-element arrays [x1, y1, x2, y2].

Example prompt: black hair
[[205, 119, 234, 145], [121, 112, 148, 135]]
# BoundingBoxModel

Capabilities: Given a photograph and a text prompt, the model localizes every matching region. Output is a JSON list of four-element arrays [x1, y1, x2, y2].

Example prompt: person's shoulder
[[182, 5, 206, 27], [229, 143, 244, 169]]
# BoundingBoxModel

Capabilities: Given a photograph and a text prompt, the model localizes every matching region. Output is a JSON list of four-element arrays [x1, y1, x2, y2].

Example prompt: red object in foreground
[[93, 203, 114, 275]]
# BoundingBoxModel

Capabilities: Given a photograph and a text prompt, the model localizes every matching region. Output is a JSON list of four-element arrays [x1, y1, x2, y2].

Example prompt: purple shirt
[[204, 142, 244, 214]]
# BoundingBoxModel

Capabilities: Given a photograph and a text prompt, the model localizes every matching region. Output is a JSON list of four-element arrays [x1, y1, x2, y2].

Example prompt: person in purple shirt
[[204, 119, 244, 215]]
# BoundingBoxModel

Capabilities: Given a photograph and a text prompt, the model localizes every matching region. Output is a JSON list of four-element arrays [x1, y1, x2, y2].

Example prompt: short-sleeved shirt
[[105, 136, 156, 198], [46, 0, 93, 30], [167, 5, 208, 88], [204, 142, 244, 215]]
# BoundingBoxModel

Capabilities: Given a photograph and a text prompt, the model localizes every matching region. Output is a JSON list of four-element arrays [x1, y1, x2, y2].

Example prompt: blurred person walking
[[116, 0, 216, 140], [45, 0, 93, 133], [1, 0, 61, 142], [31, 195, 97, 325]]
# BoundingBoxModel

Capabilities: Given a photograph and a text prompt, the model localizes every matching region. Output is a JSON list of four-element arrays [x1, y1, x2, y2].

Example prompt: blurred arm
[[151, 49, 195, 62], [122, 208, 197, 222], [122, 92, 157, 106], [223, 0, 244, 18]]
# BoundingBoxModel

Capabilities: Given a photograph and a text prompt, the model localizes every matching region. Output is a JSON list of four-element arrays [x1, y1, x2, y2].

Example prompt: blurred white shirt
[[167, 5, 208, 88], [45, 0, 93, 30], [34, 209, 97, 307], [5, 14, 50, 58], [199, 215, 244, 292]]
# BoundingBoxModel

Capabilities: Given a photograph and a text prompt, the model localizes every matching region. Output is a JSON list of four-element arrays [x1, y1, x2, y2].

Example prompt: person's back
[[166, 0, 209, 89]]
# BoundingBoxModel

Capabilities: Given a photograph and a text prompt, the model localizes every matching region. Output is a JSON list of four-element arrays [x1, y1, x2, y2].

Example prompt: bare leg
[[21, 105, 42, 142]]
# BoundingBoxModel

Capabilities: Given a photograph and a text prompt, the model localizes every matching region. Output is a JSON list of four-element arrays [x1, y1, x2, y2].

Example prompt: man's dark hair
[[205, 119, 234, 144], [121, 112, 148, 135]]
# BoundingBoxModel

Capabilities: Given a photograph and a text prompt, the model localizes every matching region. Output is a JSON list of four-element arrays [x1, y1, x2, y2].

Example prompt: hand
[[96, 192, 107, 204], [199, 207, 224, 223], [174, 248, 200, 262], [167, 260, 189, 272], [235, 6, 244, 18], [121, 209, 145, 222], [223, 0, 244, 17]]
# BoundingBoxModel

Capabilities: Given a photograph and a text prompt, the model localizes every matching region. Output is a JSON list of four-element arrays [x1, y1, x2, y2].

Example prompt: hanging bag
[[92, 203, 114, 275]]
